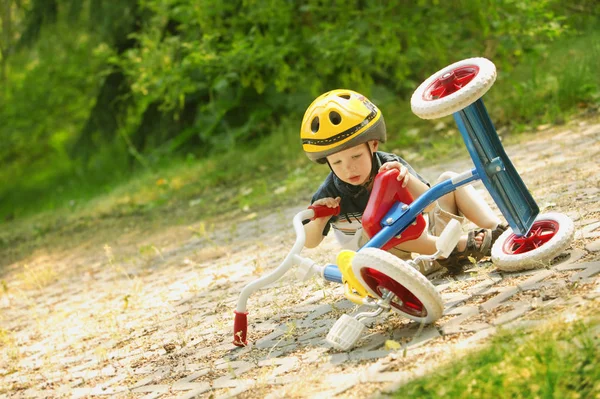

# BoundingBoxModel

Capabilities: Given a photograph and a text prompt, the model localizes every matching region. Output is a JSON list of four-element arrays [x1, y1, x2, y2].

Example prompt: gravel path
[[1, 116, 599, 398]]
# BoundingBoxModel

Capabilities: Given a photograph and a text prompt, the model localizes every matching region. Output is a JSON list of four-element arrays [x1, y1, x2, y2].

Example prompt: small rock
[[585, 240, 600, 253], [163, 343, 177, 353], [565, 211, 581, 222]]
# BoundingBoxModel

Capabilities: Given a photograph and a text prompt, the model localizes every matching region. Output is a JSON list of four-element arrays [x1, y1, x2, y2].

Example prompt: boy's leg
[[436, 171, 501, 230], [363, 224, 480, 276], [433, 171, 510, 272], [359, 230, 440, 275], [384, 170, 499, 257], [393, 229, 438, 255], [359, 228, 438, 257], [392, 230, 443, 276], [357, 169, 506, 274]]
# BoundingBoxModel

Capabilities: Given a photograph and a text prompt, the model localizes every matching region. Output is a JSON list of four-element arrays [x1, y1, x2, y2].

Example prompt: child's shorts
[[428, 202, 465, 236]]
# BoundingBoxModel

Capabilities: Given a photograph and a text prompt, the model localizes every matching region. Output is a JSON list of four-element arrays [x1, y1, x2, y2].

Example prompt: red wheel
[[361, 267, 426, 318], [423, 66, 480, 100], [492, 213, 574, 272], [411, 57, 496, 119], [352, 248, 443, 323], [503, 220, 559, 255]]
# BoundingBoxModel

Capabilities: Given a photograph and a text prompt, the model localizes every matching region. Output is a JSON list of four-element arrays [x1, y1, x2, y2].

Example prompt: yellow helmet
[[300, 89, 386, 163]]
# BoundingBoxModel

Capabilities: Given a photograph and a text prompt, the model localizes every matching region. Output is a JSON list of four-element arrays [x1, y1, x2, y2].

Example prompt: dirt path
[[1, 116, 599, 398]]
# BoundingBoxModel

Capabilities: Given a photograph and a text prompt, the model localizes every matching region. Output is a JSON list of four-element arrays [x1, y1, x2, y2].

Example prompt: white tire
[[411, 57, 496, 120], [352, 248, 443, 324], [492, 213, 575, 272]]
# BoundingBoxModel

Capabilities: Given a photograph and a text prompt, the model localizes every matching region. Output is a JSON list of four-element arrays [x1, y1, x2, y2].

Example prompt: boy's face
[[326, 141, 378, 186]]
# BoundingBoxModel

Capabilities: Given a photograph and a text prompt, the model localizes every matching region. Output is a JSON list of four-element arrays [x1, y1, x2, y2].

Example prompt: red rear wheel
[[502, 220, 559, 255], [492, 213, 574, 272]]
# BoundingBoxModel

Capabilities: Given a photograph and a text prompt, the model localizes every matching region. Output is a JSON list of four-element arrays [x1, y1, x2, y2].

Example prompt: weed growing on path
[[18, 263, 57, 291]]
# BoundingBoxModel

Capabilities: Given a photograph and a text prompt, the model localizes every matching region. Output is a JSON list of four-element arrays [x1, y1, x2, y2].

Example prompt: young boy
[[301, 89, 507, 274]]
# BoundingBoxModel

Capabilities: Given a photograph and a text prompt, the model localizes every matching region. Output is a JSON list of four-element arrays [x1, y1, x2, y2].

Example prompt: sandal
[[438, 222, 509, 273], [437, 233, 488, 273], [492, 222, 509, 242]]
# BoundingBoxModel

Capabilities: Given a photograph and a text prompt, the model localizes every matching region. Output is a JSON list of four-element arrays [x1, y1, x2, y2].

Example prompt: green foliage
[[0, 0, 598, 220], [489, 27, 600, 127], [395, 318, 600, 399], [117, 0, 573, 150]]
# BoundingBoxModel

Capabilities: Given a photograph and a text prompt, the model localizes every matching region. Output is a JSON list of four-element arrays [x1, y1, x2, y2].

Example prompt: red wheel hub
[[423, 65, 479, 100], [503, 220, 559, 255], [360, 268, 426, 317]]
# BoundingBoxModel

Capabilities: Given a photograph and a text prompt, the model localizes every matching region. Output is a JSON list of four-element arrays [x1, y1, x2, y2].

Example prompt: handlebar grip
[[233, 311, 248, 347], [308, 204, 341, 220]]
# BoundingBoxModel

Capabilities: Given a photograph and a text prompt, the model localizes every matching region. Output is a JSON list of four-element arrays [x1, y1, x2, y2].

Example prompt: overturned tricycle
[[233, 57, 574, 351]]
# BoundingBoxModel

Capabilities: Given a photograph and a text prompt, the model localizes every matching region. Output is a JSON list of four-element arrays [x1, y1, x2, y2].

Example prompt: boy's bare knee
[[437, 171, 458, 183], [396, 231, 437, 255]]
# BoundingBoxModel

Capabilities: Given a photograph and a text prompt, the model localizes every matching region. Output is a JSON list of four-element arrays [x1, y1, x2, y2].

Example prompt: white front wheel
[[352, 248, 443, 324], [492, 213, 575, 272]]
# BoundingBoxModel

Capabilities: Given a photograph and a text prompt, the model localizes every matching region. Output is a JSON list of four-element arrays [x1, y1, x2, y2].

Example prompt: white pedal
[[436, 219, 463, 258], [326, 314, 365, 351]]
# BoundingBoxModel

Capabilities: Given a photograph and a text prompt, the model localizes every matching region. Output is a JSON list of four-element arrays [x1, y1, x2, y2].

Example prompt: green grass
[[489, 28, 600, 130], [394, 315, 600, 399]]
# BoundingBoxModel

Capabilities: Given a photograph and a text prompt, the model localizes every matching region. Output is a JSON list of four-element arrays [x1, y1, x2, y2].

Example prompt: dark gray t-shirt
[[310, 151, 428, 247]]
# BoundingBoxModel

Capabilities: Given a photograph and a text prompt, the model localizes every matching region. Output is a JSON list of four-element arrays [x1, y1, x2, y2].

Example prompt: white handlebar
[[235, 209, 314, 313]]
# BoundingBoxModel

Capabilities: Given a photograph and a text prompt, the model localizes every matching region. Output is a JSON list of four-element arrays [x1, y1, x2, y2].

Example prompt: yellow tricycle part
[[343, 283, 367, 305], [337, 250, 370, 305]]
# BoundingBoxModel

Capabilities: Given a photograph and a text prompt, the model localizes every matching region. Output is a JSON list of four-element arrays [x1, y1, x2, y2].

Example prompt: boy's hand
[[312, 197, 341, 208], [379, 161, 410, 188]]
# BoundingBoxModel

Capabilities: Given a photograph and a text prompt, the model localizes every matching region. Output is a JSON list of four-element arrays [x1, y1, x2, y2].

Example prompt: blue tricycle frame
[[321, 98, 538, 284]]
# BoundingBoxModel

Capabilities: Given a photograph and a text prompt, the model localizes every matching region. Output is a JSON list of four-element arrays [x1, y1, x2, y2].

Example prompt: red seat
[[362, 169, 427, 250]]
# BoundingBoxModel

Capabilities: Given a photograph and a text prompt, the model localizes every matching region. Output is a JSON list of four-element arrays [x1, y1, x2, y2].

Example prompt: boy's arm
[[303, 196, 340, 248], [303, 217, 330, 248]]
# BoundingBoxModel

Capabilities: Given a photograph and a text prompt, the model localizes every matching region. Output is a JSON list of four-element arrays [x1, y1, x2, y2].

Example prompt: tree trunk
[[70, 1, 141, 161], [70, 70, 130, 160]]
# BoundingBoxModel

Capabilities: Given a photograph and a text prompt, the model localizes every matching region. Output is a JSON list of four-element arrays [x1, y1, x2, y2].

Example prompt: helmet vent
[[311, 117, 320, 133], [338, 93, 351, 99], [329, 111, 342, 125]]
